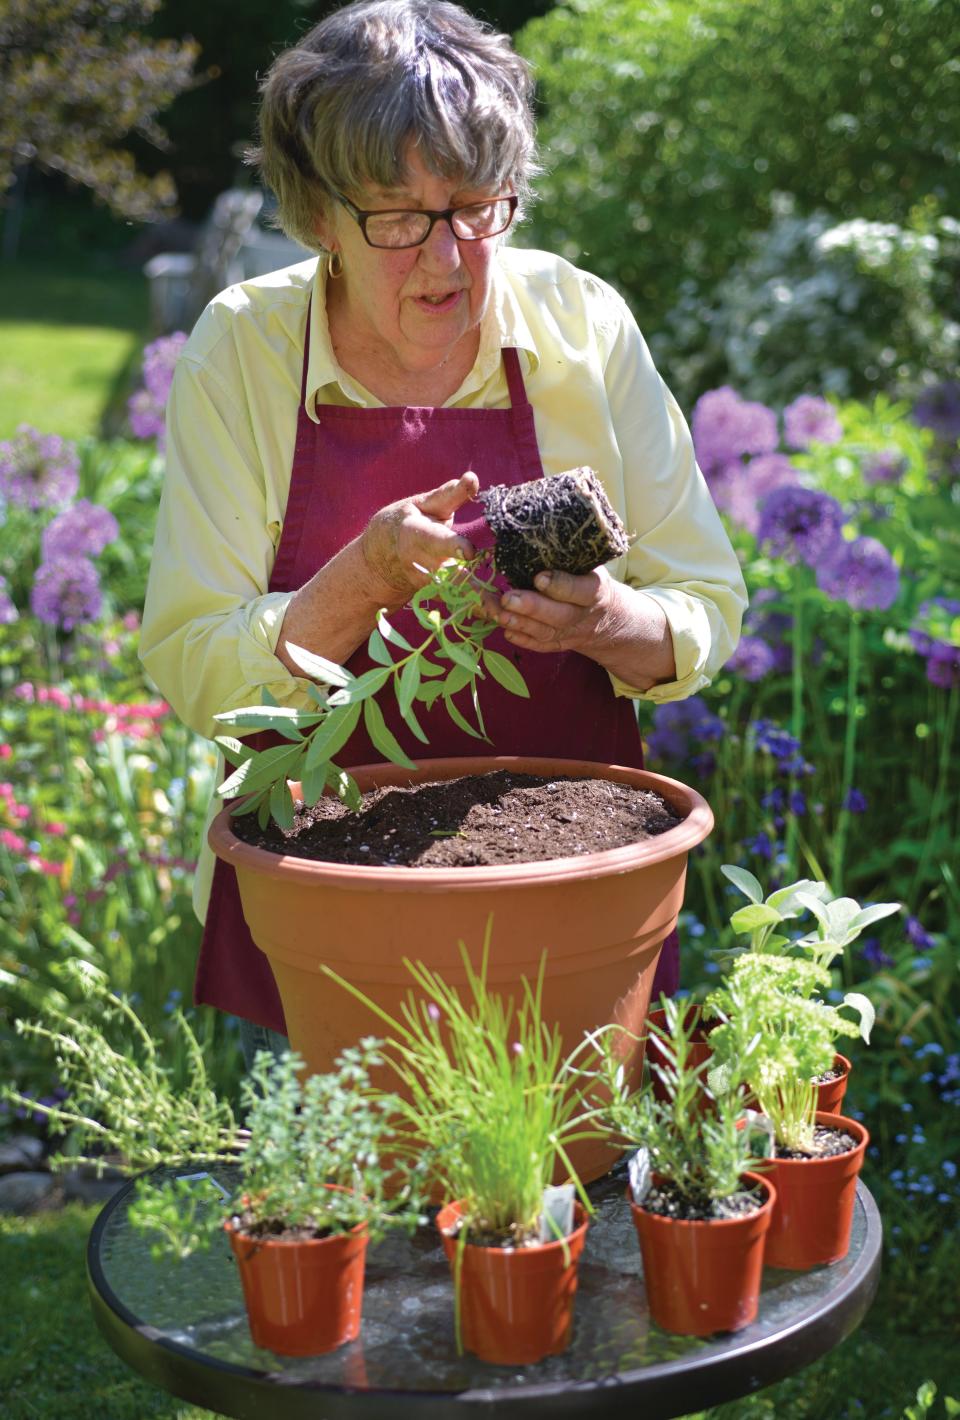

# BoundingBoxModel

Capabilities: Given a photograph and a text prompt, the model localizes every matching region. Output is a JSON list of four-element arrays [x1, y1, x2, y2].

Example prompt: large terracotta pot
[[764, 1112, 869, 1270], [629, 1171, 776, 1336], [436, 1200, 589, 1364], [210, 755, 713, 1184]]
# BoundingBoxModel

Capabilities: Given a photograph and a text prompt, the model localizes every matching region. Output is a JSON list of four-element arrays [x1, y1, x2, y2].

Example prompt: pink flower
[[0, 828, 26, 853]]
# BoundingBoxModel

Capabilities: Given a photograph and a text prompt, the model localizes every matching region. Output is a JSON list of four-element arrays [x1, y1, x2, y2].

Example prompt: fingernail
[[535, 573, 550, 591], [503, 593, 519, 610]]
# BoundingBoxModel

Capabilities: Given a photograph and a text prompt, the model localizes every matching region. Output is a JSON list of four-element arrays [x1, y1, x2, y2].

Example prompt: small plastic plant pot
[[629, 1172, 776, 1337], [815, 1054, 851, 1116], [763, 1112, 869, 1271], [436, 1200, 589, 1365], [225, 1213, 368, 1356], [644, 1004, 714, 1112]]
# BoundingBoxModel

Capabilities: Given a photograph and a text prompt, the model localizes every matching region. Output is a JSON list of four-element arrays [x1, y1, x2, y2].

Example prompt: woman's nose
[[418, 217, 463, 270]]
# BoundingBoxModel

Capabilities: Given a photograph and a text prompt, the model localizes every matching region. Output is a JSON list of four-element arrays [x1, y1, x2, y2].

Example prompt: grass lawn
[[0, 261, 149, 442], [1, 1205, 953, 1420]]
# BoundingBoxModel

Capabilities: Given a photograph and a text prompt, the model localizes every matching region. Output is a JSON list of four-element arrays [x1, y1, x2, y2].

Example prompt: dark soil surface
[[776, 1125, 858, 1160], [230, 1209, 337, 1242], [815, 1064, 845, 1084], [637, 1181, 766, 1222], [233, 771, 682, 867]]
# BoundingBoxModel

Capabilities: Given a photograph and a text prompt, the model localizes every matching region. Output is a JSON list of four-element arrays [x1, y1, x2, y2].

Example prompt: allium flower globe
[[725, 453, 797, 534], [42, 500, 120, 561], [727, 634, 776, 681], [691, 387, 779, 475], [757, 484, 844, 566], [862, 448, 906, 486], [912, 381, 960, 443], [783, 395, 843, 450], [0, 426, 80, 510], [816, 536, 900, 611], [30, 557, 103, 630], [128, 331, 187, 449]]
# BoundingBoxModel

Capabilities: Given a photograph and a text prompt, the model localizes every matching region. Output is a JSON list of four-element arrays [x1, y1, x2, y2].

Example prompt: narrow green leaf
[[367, 628, 393, 667], [442, 664, 473, 697], [441, 637, 478, 672], [218, 741, 304, 799], [418, 659, 446, 677], [481, 648, 529, 698], [284, 641, 355, 687], [300, 761, 328, 806], [400, 696, 429, 744], [443, 695, 483, 740], [363, 698, 418, 770], [269, 780, 296, 830], [842, 991, 875, 1044], [377, 610, 413, 652], [397, 660, 422, 723], [214, 735, 257, 766], [304, 701, 362, 769], [327, 666, 392, 706], [416, 682, 445, 708], [327, 764, 362, 811], [213, 705, 321, 734]]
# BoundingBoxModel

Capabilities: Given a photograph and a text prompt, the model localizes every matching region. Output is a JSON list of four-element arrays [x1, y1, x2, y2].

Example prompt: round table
[[87, 1163, 881, 1419]]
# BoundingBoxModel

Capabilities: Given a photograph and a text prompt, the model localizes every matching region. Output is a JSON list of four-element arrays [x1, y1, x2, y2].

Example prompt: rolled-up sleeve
[[598, 293, 747, 702], [139, 331, 311, 741]]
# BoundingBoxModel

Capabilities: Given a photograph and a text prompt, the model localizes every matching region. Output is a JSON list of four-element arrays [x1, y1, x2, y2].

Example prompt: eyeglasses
[[335, 192, 518, 250]]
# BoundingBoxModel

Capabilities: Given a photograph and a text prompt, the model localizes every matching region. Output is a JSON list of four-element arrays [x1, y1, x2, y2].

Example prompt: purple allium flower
[[128, 331, 187, 449], [0, 574, 17, 625], [783, 395, 843, 450], [727, 634, 776, 682], [646, 697, 725, 768], [927, 644, 960, 689], [843, 788, 868, 813], [0, 426, 80, 510], [41, 500, 119, 561], [725, 453, 798, 534], [912, 381, 960, 443], [908, 598, 960, 656], [861, 937, 893, 969], [757, 484, 845, 567], [29, 557, 102, 630], [816, 536, 900, 611], [691, 386, 779, 475], [862, 448, 906, 486], [905, 916, 936, 951]]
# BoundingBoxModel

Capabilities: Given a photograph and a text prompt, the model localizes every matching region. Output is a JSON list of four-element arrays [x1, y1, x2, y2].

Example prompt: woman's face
[[318, 147, 507, 378]]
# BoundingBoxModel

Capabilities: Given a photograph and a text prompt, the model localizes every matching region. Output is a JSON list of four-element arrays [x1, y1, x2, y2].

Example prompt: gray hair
[[248, 0, 539, 253]]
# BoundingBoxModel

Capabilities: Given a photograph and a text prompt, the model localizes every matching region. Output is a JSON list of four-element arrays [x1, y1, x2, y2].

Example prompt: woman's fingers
[[415, 471, 479, 520], [361, 472, 480, 596]]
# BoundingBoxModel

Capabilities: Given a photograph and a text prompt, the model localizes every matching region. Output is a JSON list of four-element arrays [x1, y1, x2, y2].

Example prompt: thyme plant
[[3, 966, 424, 1258], [214, 557, 528, 829], [594, 996, 766, 1213]]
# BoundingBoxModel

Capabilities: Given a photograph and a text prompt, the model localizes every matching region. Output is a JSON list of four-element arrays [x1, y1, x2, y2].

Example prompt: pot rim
[[435, 1198, 590, 1253], [627, 1170, 776, 1228], [771, 1112, 870, 1167], [209, 756, 714, 889]]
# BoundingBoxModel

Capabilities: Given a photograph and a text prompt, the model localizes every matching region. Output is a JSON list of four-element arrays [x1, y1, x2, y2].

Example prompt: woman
[[139, 0, 747, 1063]]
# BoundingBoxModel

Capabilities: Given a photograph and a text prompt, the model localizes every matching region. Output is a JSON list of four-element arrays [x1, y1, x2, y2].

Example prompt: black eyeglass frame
[[334, 192, 519, 249]]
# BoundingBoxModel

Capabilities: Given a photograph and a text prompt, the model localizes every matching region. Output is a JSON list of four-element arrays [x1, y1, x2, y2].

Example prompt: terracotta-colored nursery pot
[[764, 1111, 869, 1271], [436, 1200, 589, 1364], [816, 1054, 852, 1115], [210, 756, 713, 1185], [644, 1004, 715, 1111], [225, 1217, 368, 1356], [629, 1172, 776, 1336]]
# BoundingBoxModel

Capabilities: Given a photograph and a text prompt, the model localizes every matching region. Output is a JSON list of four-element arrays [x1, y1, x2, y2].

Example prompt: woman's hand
[[492, 567, 678, 692], [359, 471, 479, 602]]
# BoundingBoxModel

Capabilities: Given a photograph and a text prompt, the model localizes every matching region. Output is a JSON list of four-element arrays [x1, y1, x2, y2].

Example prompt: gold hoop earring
[[328, 249, 344, 279]]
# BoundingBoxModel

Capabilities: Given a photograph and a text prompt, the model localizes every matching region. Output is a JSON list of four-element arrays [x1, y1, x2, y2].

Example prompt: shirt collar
[[303, 249, 540, 416]]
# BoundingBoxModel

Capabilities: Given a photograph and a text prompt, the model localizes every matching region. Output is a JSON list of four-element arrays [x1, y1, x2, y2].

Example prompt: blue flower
[[843, 787, 868, 814], [905, 915, 936, 951]]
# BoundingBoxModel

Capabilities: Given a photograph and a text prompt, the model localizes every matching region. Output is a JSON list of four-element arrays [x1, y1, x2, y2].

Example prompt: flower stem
[[830, 613, 862, 895], [786, 582, 805, 875], [911, 681, 958, 899]]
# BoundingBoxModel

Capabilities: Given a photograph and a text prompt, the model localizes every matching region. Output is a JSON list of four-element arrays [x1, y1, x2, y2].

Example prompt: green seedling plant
[[593, 996, 768, 1215], [214, 556, 528, 829], [2, 964, 424, 1259], [322, 935, 598, 1243], [705, 953, 868, 1154]]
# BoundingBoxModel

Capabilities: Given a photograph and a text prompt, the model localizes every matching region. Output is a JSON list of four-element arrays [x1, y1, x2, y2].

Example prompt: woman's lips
[[412, 290, 464, 313]]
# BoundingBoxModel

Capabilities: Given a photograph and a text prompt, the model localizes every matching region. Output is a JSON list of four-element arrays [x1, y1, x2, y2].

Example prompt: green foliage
[[903, 1382, 960, 1420], [216, 557, 529, 829], [0, 0, 200, 222], [520, 0, 959, 333], [595, 995, 764, 1209], [3, 972, 422, 1257], [323, 938, 596, 1241], [651, 198, 960, 409]]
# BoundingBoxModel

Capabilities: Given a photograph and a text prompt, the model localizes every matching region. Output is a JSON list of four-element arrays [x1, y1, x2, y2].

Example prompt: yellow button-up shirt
[[140, 245, 745, 917]]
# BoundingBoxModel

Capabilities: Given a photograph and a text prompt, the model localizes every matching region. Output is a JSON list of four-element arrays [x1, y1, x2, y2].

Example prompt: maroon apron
[[196, 318, 679, 1031]]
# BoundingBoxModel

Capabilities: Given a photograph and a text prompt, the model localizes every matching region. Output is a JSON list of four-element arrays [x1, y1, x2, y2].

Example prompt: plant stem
[[911, 681, 958, 899], [786, 581, 804, 875], [830, 613, 862, 895]]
